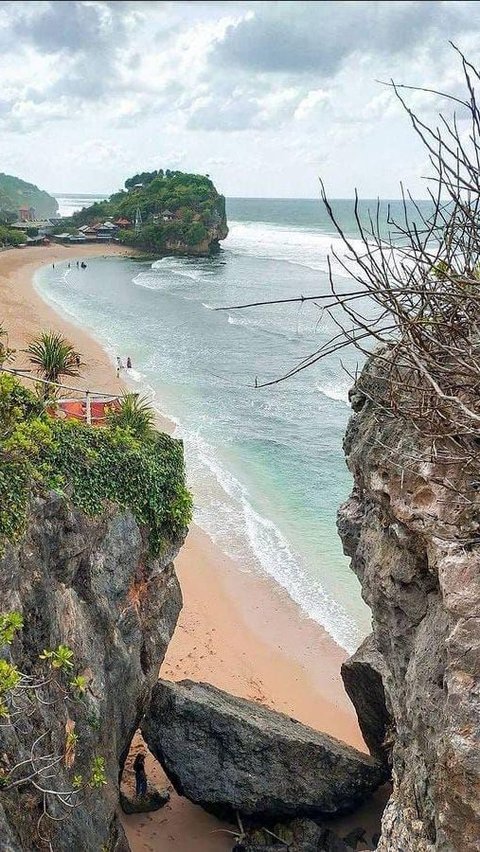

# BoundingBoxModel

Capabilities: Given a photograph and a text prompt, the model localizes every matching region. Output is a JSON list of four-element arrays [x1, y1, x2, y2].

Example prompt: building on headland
[[54, 221, 119, 245], [162, 209, 174, 221], [113, 217, 132, 229], [18, 206, 35, 222]]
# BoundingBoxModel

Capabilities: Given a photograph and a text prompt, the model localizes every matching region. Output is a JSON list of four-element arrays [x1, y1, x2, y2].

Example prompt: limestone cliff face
[[165, 216, 229, 256], [0, 492, 183, 851], [338, 362, 480, 851]]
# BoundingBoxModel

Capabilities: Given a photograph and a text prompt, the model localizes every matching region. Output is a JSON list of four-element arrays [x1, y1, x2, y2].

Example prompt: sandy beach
[[0, 245, 382, 850]]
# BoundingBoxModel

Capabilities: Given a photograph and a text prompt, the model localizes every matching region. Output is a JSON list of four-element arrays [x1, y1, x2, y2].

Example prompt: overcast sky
[[1, 1, 479, 198]]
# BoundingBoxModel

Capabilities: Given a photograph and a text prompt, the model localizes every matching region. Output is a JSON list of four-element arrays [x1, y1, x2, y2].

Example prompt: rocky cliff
[[0, 492, 184, 851], [164, 216, 229, 256], [338, 361, 480, 851]]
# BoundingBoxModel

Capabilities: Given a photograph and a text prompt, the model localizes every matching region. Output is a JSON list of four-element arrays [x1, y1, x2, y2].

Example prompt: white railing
[[0, 366, 119, 425]]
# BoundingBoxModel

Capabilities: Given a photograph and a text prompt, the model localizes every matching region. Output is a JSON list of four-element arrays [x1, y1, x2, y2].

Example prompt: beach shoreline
[[0, 244, 379, 850]]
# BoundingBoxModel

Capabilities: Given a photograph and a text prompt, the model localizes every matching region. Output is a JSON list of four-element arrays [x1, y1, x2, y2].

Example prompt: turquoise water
[[36, 196, 408, 652]]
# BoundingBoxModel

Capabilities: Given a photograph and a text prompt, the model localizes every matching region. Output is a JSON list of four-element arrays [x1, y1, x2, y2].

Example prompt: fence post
[[86, 391, 92, 425]]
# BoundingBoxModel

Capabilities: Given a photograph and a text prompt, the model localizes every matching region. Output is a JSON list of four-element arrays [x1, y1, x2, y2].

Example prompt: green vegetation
[[108, 392, 156, 439], [0, 372, 191, 553], [26, 330, 83, 388], [0, 612, 110, 839], [89, 756, 107, 788], [0, 172, 58, 219], [0, 224, 25, 246], [71, 168, 226, 253], [39, 644, 74, 669]]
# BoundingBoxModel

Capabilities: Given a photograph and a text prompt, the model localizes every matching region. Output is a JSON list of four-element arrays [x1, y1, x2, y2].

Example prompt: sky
[[0, 0, 479, 199]]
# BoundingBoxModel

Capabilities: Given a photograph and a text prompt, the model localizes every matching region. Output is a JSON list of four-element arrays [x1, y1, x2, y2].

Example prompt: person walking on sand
[[126, 356, 132, 370], [133, 753, 148, 798]]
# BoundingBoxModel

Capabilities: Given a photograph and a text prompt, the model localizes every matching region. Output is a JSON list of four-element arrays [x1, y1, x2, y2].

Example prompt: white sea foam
[[174, 426, 358, 652], [133, 259, 207, 291], [225, 219, 362, 278], [316, 381, 351, 405]]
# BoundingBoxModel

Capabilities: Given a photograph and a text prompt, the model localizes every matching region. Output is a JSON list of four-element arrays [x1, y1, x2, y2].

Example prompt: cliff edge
[[338, 359, 480, 851], [0, 375, 189, 850]]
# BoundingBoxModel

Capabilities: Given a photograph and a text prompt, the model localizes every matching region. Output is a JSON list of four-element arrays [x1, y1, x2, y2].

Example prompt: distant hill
[[71, 169, 228, 256], [0, 173, 58, 220]]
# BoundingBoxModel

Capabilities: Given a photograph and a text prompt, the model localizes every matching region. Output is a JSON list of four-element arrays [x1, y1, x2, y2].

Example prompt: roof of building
[[11, 219, 54, 229]]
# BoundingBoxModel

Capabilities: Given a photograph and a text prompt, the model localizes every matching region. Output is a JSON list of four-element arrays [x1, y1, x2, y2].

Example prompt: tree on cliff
[[26, 331, 83, 389]]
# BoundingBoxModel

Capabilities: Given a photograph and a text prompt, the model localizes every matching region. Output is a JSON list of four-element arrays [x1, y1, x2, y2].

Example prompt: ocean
[[35, 195, 406, 652]]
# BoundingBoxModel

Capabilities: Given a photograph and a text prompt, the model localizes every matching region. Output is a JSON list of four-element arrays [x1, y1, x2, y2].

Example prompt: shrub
[[0, 374, 191, 553], [108, 392, 156, 439]]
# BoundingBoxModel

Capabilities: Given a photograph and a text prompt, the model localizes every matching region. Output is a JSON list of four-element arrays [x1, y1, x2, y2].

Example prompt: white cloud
[[0, 1, 477, 197], [294, 89, 330, 121]]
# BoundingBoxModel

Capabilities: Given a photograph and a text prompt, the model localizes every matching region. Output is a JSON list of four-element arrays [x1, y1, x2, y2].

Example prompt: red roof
[[114, 217, 131, 226]]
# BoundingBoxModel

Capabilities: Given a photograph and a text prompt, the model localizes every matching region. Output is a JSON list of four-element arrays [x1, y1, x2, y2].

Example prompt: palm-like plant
[[108, 392, 156, 438], [26, 331, 83, 386]]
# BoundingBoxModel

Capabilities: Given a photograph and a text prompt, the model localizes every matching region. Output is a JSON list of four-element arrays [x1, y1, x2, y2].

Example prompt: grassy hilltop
[[0, 173, 58, 221]]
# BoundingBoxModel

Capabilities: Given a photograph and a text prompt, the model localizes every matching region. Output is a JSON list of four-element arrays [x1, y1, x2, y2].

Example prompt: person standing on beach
[[133, 753, 148, 798], [126, 356, 132, 369]]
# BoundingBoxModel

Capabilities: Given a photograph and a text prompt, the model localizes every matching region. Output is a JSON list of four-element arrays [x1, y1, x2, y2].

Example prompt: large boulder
[[341, 635, 392, 765], [119, 785, 170, 814], [233, 818, 351, 851], [142, 679, 387, 821]]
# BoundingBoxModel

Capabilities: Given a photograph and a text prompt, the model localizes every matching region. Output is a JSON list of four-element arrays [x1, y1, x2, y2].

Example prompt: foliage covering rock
[[71, 168, 228, 256], [0, 373, 192, 553], [0, 172, 58, 220]]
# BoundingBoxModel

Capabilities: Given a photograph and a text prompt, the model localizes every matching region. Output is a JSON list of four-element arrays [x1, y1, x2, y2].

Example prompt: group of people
[[116, 355, 132, 378], [52, 261, 87, 269]]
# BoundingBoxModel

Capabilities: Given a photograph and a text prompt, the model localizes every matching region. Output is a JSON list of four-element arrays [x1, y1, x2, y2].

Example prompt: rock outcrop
[[340, 635, 391, 766], [338, 362, 480, 851], [233, 818, 352, 851], [142, 679, 386, 821], [119, 785, 170, 814], [0, 492, 184, 851], [165, 217, 229, 256]]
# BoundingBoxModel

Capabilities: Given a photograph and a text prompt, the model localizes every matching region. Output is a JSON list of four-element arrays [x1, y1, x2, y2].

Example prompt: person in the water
[[126, 357, 132, 369]]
